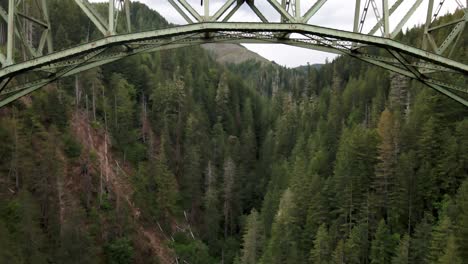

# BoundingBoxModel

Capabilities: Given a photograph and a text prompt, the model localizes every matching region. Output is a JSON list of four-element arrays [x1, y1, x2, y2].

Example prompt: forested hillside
[[0, 1, 467, 264]]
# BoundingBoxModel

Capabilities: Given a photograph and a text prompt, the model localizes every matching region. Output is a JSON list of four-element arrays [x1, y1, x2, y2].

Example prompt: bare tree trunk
[[141, 93, 146, 143], [12, 111, 18, 189], [114, 94, 117, 129], [85, 94, 89, 118], [92, 83, 96, 122], [103, 87, 109, 183], [75, 75, 81, 108], [99, 161, 103, 206]]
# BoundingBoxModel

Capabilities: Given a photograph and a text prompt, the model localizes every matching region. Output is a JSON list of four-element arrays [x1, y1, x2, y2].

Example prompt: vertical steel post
[[281, 0, 286, 22], [295, 0, 300, 18], [382, 0, 389, 37], [354, 0, 361, 32], [423, 0, 434, 50], [41, 0, 53, 53], [6, 0, 15, 65], [125, 0, 131, 32], [204, 0, 209, 21], [109, 0, 115, 35]]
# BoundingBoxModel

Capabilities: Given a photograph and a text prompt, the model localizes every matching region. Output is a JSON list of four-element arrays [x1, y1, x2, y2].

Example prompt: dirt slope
[[71, 112, 175, 264]]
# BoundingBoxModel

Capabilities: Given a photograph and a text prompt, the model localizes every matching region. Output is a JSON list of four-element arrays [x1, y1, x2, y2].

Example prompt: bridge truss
[[0, 0, 467, 107]]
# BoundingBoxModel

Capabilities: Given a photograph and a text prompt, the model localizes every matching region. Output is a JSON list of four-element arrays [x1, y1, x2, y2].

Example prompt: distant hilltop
[[202, 43, 270, 65]]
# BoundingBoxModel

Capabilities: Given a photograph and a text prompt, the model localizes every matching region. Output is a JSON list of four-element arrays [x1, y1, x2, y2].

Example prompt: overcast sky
[[92, 0, 461, 67]]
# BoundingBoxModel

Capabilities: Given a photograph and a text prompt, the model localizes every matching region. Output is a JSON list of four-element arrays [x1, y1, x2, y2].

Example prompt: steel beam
[[109, 0, 115, 35], [42, 0, 53, 53], [212, 0, 236, 21], [302, 0, 327, 23], [354, 0, 361, 32], [6, 0, 15, 65], [248, 2, 269, 22], [168, 0, 194, 23], [267, 0, 295, 22], [74, 0, 108, 35], [382, 0, 390, 36], [391, 0, 423, 38], [125, 0, 131, 32], [177, 0, 202, 22], [2, 22, 468, 79], [423, 0, 435, 50], [1, 0, 467, 108]]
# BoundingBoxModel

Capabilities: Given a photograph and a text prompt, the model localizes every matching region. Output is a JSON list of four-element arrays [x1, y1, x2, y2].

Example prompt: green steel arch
[[0, 0, 467, 107]]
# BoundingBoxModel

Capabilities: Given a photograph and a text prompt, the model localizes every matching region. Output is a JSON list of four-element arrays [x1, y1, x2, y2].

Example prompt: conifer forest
[[0, 1, 467, 264]]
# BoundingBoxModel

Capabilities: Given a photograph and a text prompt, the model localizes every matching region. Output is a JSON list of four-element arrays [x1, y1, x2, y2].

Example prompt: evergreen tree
[[261, 189, 301, 264], [223, 157, 236, 238], [240, 209, 263, 264], [310, 224, 331, 264], [455, 179, 468, 259], [374, 109, 400, 227], [331, 240, 345, 264], [428, 216, 453, 263], [370, 219, 397, 264], [391, 234, 409, 264], [410, 213, 433, 264], [436, 235, 462, 264], [344, 222, 369, 264]]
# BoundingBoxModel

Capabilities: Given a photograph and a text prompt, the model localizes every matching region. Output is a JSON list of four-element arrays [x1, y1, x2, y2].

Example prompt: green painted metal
[[177, 0, 202, 22], [73, 0, 108, 35], [382, 0, 390, 36], [391, 0, 423, 38], [248, 1, 269, 22], [302, 0, 327, 23], [6, 0, 14, 65], [212, 0, 236, 21], [0, 0, 467, 108], [125, 0, 131, 32], [169, 0, 193, 24], [268, 0, 295, 22], [354, 0, 361, 32], [2, 22, 468, 78], [369, 0, 403, 35], [109, 0, 115, 35]]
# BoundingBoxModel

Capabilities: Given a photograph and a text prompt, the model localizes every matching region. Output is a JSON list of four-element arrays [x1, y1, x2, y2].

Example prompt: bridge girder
[[0, 0, 467, 107]]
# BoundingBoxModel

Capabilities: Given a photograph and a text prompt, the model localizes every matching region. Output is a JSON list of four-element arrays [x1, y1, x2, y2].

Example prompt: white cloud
[[90, 0, 461, 67]]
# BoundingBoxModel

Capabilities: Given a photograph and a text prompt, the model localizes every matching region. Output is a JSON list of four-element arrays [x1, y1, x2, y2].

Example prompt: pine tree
[[391, 234, 409, 264], [310, 224, 331, 264], [240, 209, 263, 264], [331, 240, 345, 264], [182, 114, 202, 211], [344, 222, 369, 264], [437, 235, 462, 264], [261, 189, 301, 264], [374, 109, 400, 227], [333, 125, 378, 234], [455, 180, 468, 259], [409, 213, 433, 264], [154, 139, 180, 218], [428, 216, 453, 263], [370, 219, 397, 264], [223, 157, 236, 239]]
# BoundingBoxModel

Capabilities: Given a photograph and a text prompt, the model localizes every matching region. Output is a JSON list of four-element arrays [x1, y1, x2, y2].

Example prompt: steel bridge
[[0, 0, 467, 107]]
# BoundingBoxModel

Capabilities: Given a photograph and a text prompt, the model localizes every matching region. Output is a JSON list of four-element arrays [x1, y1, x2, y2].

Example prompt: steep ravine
[[71, 111, 175, 264]]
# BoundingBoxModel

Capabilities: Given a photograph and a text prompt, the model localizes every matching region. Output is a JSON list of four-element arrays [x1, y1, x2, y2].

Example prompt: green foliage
[[239, 209, 263, 264], [63, 133, 82, 158], [310, 224, 331, 264], [370, 220, 398, 264], [105, 237, 134, 264], [436, 235, 462, 264], [171, 233, 216, 264], [391, 234, 409, 264]]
